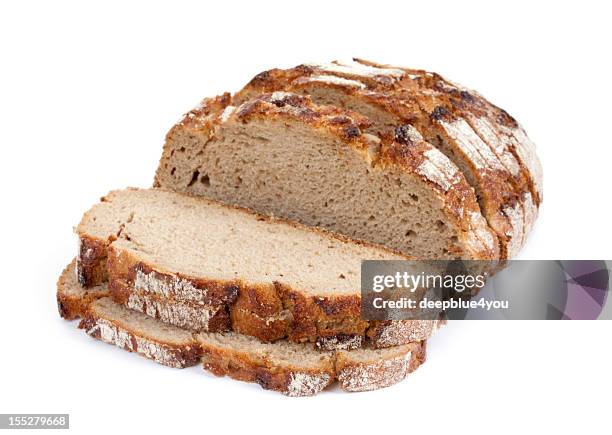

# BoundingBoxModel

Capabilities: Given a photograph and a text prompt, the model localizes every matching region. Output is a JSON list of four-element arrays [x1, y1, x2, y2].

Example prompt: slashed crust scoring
[[156, 91, 498, 261], [58, 265, 427, 395], [233, 59, 542, 258]]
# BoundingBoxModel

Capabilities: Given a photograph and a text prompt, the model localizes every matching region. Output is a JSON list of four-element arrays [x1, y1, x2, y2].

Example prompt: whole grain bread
[[76, 189, 438, 349], [233, 59, 542, 258], [58, 263, 426, 395], [153, 91, 498, 263]]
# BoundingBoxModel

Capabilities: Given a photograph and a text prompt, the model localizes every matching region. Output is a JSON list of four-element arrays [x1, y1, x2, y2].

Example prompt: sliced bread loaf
[[153, 92, 498, 263], [233, 59, 542, 257], [58, 263, 426, 395], [76, 189, 438, 348], [197, 331, 425, 395]]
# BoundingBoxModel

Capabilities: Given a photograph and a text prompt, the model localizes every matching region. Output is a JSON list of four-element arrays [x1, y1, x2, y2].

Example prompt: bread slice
[[76, 189, 438, 348], [153, 92, 498, 264], [118, 289, 231, 333], [80, 297, 202, 368], [58, 263, 426, 395], [233, 59, 542, 257], [197, 331, 425, 395], [57, 259, 110, 320]]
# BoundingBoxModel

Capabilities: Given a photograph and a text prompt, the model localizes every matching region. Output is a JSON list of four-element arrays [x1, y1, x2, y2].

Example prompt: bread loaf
[[153, 92, 498, 264], [234, 59, 543, 257]]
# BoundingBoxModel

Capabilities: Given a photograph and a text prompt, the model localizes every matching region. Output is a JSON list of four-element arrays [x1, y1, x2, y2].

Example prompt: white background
[[1, 0, 610, 433]]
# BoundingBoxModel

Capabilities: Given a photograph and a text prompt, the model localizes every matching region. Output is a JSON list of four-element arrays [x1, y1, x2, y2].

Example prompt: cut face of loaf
[[233, 59, 542, 258], [57, 264, 426, 395], [76, 189, 439, 349], [154, 92, 498, 262]]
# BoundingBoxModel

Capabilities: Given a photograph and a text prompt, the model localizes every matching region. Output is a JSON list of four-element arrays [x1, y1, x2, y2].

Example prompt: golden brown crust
[[109, 277, 232, 333], [277, 283, 368, 343], [198, 335, 425, 396], [235, 60, 542, 258], [76, 188, 443, 348], [234, 92, 372, 144], [76, 235, 108, 287], [229, 308, 290, 342], [110, 254, 240, 307], [157, 84, 498, 259], [334, 340, 425, 392], [105, 242, 439, 348], [107, 245, 369, 344], [78, 310, 202, 369], [57, 259, 110, 320], [367, 320, 437, 348], [199, 342, 335, 396], [58, 262, 427, 394], [173, 93, 233, 131], [377, 129, 491, 254], [165, 90, 496, 257]]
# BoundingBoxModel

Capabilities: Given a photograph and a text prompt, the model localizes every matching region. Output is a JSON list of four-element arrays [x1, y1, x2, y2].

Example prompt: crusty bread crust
[[335, 341, 426, 392], [79, 306, 203, 369], [76, 235, 108, 287], [112, 282, 232, 333], [234, 60, 542, 258], [74, 188, 442, 349], [367, 320, 440, 348], [197, 334, 425, 396], [57, 259, 110, 320], [198, 338, 335, 396], [156, 92, 498, 260], [58, 263, 427, 395], [106, 243, 438, 349]]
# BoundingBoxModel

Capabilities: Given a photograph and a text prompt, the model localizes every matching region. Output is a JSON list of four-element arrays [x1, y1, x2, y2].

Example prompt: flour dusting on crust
[[84, 318, 194, 368], [337, 353, 411, 392], [316, 335, 363, 351], [306, 60, 406, 79], [285, 372, 332, 397], [468, 211, 498, 254], [502, 201, 525, 258], [418, 148, 462, 192], [126, 292, 221, 331], [135, 269, 216, 305], [439, 118, 505, 171], [521, 191, 537, 239], [500, 123, 544, 200], [306, 74, 366, 89], [371, 320, 435, 348], [468, 115, 520, 176], [220, 105, 236, 122]]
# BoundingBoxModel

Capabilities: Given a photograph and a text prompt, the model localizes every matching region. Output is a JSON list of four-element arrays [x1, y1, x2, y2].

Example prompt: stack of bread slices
[[57, 58, 542, 396]]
